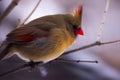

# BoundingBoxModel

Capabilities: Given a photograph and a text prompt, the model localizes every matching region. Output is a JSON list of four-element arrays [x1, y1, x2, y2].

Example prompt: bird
[[0, 5, 84, 63]]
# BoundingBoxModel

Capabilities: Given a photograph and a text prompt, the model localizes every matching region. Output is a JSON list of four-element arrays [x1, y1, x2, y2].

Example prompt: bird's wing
[[7, 26, 49, 42], [0, 25, 50, 60]]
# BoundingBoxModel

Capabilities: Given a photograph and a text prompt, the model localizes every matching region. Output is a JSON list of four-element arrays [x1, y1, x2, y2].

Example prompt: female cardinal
[[0, 5, 84, 63]]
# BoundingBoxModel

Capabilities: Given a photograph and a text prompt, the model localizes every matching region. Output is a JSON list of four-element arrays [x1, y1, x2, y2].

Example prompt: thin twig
[[19, 0, 42, 27], [62, 40, 120, 56], [96, 0, 110, 41], [0, 0, 20, 24], [55, 58, 98, 63], [0, 61, 42, 78]]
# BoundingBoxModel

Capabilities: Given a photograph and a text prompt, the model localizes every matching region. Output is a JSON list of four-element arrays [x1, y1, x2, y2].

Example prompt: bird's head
[[66, 5, 84, 36]]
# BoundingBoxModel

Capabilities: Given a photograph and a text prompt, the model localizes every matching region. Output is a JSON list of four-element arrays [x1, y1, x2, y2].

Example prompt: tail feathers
[[0, 41, 12, 60]]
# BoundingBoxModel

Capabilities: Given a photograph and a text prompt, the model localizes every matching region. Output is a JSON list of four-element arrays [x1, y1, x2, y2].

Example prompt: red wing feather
[[7, 26, 49, 42], [15, 35, 36, 41]]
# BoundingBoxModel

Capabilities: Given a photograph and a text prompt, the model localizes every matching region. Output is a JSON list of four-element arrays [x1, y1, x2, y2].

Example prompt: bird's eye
[[73, 25, 78, 30]]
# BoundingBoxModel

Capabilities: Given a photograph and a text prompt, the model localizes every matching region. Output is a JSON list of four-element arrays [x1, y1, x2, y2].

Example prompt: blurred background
[[0, 0, 120, 80]]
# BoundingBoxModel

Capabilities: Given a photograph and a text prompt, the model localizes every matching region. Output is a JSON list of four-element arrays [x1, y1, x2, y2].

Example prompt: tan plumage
[[0, 5, 84, 63]]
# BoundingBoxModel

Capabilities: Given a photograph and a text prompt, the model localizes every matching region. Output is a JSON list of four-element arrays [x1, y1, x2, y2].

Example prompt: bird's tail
[[0, 41, 12, 60]]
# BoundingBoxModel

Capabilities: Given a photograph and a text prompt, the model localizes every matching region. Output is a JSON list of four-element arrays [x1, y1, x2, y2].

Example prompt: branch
[[19, 0, 42, 27], [96, 0, 110, 41], [62, 40, 120, 56], [0, 0, 20, 24], [0, 61, 42, 78], [55, 58, 98, 63], [0, 58, 98, 78], [0, 40, 119, 78]]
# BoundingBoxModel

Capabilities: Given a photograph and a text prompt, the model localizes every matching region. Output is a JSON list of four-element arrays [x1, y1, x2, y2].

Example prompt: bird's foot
[[27, 60, 43, 71]]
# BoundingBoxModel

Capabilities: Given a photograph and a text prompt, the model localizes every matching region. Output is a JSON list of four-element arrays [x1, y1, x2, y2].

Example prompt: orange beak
[[75, 28, 84, 36]]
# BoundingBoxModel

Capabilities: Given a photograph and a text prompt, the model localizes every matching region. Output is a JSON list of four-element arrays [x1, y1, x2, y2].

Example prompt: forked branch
[[63, 40, 120, 56]]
